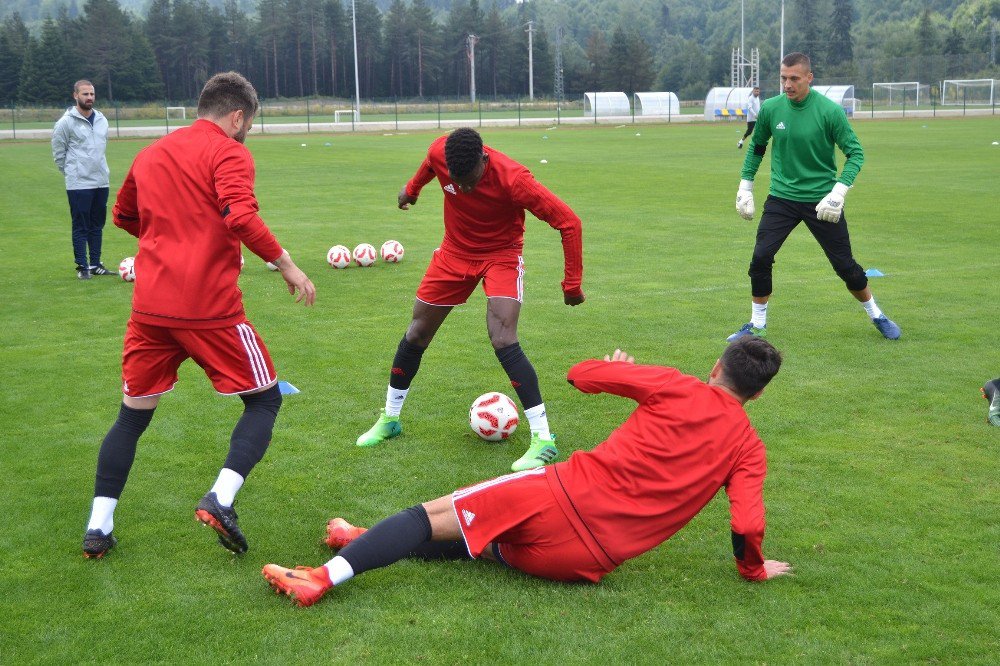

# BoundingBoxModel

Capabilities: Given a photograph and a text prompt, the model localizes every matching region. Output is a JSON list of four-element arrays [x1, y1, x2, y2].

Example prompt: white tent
[[814, 85, 856, 115], [704, 87, 754, 121], [633, 92, 680, 117], [583, 92, 630, 117]]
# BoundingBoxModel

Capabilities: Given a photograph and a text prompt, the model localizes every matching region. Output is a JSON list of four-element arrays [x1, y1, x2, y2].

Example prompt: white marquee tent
[[633, 92, 680, 117], [583, 92, 630, 117], [813, 84, 856, 115], [703, 87, 754, 120]]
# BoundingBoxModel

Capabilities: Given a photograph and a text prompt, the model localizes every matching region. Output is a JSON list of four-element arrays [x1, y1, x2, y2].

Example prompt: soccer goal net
[[872, 82, 930, 109], [166, 106, 187, 120], [941, 79, 996, 106]]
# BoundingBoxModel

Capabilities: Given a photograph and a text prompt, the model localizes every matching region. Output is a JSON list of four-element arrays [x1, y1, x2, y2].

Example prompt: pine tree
[[828, 0, 854, 66], [17, 18, 71, 105], [409, 0, 440, 98], [0, 13, 31, 104]]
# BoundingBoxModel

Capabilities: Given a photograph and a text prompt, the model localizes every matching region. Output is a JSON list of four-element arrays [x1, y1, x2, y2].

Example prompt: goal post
[[872, 82, 930, 109], [941, 79, 996, 106], [165, 106, 187, 120]]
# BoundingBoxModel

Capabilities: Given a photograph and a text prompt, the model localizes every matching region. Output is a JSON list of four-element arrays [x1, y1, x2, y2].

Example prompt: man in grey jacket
[[52, 80, 112, 280]]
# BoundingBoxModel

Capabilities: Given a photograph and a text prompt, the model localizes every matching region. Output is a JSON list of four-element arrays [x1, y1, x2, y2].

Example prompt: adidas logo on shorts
[[462, 509, 476, 526]]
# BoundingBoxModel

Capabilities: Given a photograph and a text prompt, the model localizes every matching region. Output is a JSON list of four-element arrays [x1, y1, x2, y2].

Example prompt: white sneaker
[[737, 140, 744, 149]]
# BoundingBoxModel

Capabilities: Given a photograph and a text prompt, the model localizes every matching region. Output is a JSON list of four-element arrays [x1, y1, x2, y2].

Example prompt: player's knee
[[240, 383, 282, 416], [489, 332, 519, 350], [748, 253, 774, 279], [836, 264, 867, 291]]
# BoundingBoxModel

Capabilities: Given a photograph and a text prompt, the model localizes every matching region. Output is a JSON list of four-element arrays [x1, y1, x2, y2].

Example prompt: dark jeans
[[742, 120, 756, 139], [67, 187, 109, 268], [748, 195, 867, 298]]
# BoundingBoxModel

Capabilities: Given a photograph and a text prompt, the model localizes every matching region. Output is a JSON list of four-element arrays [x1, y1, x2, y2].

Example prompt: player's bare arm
[[398, 187, 418, 210], [273, 249, 316, 306]]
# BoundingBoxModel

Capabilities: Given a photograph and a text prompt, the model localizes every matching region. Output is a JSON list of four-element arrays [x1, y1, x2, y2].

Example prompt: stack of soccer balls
[[328, 241, 404, 268], [469, 392, 519, 441]]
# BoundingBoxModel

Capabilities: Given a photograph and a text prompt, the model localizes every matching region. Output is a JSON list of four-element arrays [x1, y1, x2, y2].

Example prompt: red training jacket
[[113, 119, 283, 329], [546, 359, 770, 581], [405, 135, 584, 297]]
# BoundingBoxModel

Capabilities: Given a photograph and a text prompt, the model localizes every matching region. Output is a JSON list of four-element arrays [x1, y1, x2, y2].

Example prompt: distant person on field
[[737, 86, 761, 149], [353, 127, 585, 473], [263, 338, 792, 607], [730, 52, 900, 342], [983, 378, 1000, 426], [81, 71, 316, 560], [51, 79, 113, 280]]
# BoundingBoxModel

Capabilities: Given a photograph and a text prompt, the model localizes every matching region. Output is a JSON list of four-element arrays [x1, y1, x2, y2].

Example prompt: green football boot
[[511, 434, 558, 472], [356, 409, 402, 447]]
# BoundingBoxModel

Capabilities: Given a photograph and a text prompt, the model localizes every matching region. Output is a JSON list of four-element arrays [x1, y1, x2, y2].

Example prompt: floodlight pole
[[526, 21, 534, 101], [780, 0, 785, 88], [467, 34, 478, 103], [352, 0, 361, 122], [741, 0, 745, 56]]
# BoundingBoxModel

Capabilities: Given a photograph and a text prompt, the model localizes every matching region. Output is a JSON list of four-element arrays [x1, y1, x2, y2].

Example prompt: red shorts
[[451, 468, 612, 583], [416, 249, 524, 306], [121, 319, 276, 398]]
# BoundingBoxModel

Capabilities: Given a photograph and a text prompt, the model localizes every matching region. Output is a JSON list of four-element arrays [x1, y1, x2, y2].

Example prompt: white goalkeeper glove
[[735, 179, 755, 220], [816, 182, 850, 223]]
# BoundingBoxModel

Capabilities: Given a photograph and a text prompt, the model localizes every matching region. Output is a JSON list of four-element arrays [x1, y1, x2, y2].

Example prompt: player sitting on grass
[[983, 378, 1000, 426], [263, 337, 792, 607], [354, 127, 585, 472]]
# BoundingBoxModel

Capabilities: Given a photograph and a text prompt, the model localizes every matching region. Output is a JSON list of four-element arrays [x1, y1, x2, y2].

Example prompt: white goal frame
[[941, 79, 995, 106], [872, 82, 928, 107], [166, 106, 186, 120]]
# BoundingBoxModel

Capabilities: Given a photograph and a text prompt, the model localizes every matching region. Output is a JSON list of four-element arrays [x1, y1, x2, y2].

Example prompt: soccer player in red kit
[[263, 337, 792, 607], [355, 127, 585, 472], [81, 72, 316, 559]]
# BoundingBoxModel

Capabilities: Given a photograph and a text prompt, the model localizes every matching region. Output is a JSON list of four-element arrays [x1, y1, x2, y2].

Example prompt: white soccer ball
[[469, 392, 520, 441], [327, 245, 352, 269], [353, 243, 377, 267], [118, 256, 135, 282], [380, 240, 404, 263]]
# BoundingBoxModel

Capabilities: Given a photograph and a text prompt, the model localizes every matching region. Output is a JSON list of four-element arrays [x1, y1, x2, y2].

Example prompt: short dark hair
[[781, 52, 811, 71], [719, 337, 782, 401], [197, 72, 259, 120], [444, 127, 484, 179], [73, 80, 93, 93]]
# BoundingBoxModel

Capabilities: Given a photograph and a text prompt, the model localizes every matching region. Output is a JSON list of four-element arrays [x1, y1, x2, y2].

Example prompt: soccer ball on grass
[[380, 240, 404, 263], [469, 392, 519, 441], [327, 245, 352, 269], [353, 243, 377, 267], [118, 256, 135, 282]]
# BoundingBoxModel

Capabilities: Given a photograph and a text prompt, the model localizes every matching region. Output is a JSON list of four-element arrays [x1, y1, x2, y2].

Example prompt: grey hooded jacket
[[51, 106, 110, 190]]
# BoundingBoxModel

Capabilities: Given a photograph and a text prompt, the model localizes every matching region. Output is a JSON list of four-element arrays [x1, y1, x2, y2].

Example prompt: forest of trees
[[0, 0, 997, 105]]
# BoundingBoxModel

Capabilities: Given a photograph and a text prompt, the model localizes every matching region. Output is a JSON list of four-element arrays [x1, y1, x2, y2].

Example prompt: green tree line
[[0, 0, 997, 105]]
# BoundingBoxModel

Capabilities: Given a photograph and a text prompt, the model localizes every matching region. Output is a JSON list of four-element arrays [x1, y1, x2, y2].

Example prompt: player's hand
[[603, 349, 635, 363], [815, 182, 849, 223], [398, 188, 418, 210], [273, 251, 316, 306], [764, 560, 793, 579], [735, 179, 755, 220], [564, 291, 585, 306]]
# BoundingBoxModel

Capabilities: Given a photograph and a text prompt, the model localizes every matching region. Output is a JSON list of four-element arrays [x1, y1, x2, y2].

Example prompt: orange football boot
[[324, 518, 367, 549], [262, 564, 332, 607]]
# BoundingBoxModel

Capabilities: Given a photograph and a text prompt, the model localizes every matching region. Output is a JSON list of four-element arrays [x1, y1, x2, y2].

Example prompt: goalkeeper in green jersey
[[729, 52, 901, 342]]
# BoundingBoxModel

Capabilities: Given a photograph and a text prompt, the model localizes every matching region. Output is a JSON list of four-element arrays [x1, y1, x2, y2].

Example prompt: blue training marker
[[865, 268, 885, 278], [278, 381, 300, 395]]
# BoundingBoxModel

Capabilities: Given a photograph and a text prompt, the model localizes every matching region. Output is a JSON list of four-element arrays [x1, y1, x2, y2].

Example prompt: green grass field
[[1, 118, 998, 663]]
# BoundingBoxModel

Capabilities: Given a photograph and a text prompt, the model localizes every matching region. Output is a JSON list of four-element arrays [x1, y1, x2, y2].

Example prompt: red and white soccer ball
[[380, 240, 404, 263], [327, 245, 352, 269], [353, 243, 377, 267], [118, 256, 135, 282], [469, 392, 519, 441]]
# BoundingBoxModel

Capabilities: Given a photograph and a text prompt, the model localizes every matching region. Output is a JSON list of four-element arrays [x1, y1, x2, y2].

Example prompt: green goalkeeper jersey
[[740, 88, 864, 202]]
